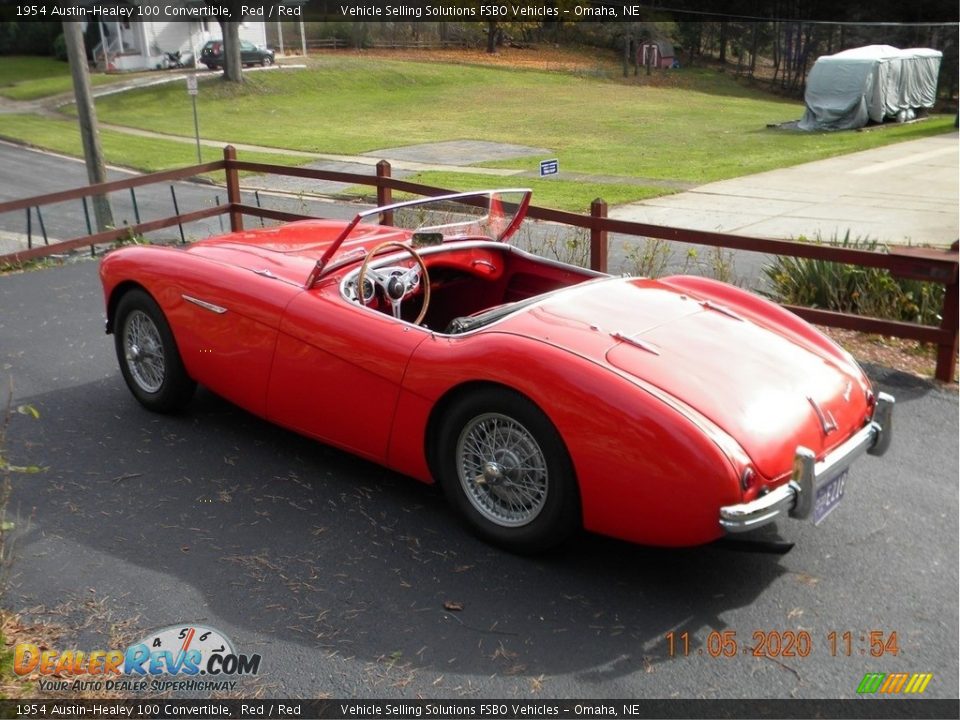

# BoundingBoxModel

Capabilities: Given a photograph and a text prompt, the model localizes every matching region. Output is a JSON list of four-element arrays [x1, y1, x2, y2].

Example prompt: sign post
[[186, 75, 201, 164]]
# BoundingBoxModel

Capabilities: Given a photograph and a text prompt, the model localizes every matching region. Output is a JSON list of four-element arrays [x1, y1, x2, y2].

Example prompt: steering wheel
[[356, 241, 431, 325]]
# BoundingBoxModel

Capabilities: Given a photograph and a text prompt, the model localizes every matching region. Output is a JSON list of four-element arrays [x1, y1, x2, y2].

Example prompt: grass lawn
[[353, 171, 668, 213], [88, 56, 955, 186], [0, 114, 310, 175], [3, 51, 953, 211], [0, 56, 129, 100]]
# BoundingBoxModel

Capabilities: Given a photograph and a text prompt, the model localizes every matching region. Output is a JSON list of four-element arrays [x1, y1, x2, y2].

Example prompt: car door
[[265, 283, 431, 463], [239, 40, 257, 65]]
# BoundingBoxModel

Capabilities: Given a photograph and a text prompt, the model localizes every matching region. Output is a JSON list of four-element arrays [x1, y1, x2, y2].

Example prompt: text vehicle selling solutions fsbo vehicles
[[99, 190, 893, 552]]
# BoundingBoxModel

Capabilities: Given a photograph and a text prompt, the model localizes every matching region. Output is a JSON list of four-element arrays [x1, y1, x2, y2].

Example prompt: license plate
[[813, 468, 848, 525]]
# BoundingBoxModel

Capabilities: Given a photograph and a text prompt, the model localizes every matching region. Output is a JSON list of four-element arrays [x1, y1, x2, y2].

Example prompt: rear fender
[[392, 332, 744, 547]]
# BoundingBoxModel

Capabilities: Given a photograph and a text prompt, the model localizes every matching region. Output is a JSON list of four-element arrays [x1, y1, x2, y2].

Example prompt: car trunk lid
[[505, 278, 869, 479]]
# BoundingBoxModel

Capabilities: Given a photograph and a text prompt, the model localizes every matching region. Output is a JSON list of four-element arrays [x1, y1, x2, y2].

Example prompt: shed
[[638, 41, 676, 70], [798, 45, 942, 131]]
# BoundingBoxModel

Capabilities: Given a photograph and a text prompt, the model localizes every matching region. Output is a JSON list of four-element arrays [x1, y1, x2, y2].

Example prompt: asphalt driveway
[[1, 259, 957, 701]]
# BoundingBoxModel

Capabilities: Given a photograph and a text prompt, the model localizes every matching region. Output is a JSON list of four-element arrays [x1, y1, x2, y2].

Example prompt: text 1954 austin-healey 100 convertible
[[99, 190, 893, 552]]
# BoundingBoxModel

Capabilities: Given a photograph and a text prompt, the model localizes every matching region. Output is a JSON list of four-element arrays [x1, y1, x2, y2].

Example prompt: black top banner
[[3, 698, 960, 719], [0, 0, 957, 24]]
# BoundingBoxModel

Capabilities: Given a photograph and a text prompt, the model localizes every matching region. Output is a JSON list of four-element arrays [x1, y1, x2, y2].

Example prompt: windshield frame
[[307, 189, 532, 287]]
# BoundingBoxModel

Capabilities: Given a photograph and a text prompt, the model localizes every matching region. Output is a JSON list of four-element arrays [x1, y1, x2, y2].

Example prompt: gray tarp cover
[[798, 45, 942, 131]]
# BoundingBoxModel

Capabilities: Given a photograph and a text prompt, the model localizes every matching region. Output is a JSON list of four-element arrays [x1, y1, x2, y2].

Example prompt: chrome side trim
[[719, 392, 894, 533], [182, 294, 228, 315]]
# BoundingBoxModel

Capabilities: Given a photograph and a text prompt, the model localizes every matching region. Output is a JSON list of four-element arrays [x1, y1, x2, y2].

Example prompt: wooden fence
[[0, 145, 956, 381]]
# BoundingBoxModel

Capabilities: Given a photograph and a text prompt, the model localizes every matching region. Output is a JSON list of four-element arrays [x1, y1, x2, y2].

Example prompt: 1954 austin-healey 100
[[100, 190, 893, 552]]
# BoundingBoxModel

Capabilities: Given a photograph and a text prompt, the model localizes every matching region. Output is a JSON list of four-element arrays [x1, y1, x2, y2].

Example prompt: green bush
[[0, 21, 60, 56], [763, 233, 945, 326], [52, 34, 67, 62]]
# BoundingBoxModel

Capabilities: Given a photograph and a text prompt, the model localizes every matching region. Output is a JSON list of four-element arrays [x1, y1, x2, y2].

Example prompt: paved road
[[1, 259, 957, 701], [0, 140, 374, 254]]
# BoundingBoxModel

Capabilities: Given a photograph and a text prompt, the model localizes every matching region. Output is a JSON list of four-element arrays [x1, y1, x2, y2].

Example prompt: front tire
[[114, 289, 195, 413], [437, 388, 580, 553]]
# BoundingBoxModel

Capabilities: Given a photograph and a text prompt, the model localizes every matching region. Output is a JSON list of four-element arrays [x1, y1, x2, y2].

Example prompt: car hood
[[495, 277, 872, 478]]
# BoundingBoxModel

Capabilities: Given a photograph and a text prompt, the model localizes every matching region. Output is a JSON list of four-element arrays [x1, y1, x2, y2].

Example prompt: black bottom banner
[[2, 699, 959, 720]]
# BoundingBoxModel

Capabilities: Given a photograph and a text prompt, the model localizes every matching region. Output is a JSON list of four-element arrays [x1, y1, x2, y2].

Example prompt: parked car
[[200, 39, 274, 70], [99, 190, 893, 553]]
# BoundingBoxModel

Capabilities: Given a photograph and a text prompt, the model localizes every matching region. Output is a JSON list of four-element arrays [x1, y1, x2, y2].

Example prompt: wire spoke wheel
[[456, 412, 549, 527], [113, 289, 196, 413], [438, 388, 580, 552], [123, 309, 166, 393]]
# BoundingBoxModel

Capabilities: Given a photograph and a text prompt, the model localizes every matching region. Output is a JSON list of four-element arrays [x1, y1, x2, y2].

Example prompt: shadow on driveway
[[7, 376, 786, 683]]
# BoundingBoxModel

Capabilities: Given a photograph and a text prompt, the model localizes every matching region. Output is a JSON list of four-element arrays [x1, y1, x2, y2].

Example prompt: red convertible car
[[100, 190, 893, 552]]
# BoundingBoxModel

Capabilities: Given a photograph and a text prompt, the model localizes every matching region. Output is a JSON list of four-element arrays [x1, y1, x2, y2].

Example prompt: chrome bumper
[[719, 392, 894, 533]]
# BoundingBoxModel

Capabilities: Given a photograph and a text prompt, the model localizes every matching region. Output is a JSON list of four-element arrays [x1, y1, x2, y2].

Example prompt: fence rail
[[0, 146, 956, 381]]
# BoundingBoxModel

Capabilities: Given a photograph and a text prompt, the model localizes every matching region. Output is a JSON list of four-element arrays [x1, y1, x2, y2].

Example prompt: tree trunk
[[718, 21, 728, 64], [795, 24, 816, 95], [218, 20, 243, 82], [623, 32, 630, 77], [486, 21, 497, 54], [782, 23, 793, 89], [771, 22, 781, 86]]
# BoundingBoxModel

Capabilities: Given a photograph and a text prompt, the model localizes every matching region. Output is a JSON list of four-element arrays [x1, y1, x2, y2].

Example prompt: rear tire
[[114, 289, 195, 413], [437, 388, 580, 553]]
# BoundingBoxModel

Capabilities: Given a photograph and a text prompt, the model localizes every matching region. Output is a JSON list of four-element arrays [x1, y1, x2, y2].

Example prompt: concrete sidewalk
[[611, 133, 959, 247]]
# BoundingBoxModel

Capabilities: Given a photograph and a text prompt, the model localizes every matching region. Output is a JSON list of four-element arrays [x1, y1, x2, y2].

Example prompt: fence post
[[935, 275, 958, 382], [377, 160, 393, 226], [590, 198, 608, 273], [224, 145, 243, 232]]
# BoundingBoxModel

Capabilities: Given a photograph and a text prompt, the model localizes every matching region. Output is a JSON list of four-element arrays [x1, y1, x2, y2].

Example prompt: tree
[[485, 21, 500, 54], [207, 0, 246, 82], [219, 19, 243, 82]]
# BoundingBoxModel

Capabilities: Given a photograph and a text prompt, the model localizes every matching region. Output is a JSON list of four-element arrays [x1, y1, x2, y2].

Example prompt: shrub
[[0, 21, 60, 56], [762, 233, 945, 326], [621, 238, 739, 284], [52, 34, 67, 62], [513, 224, 590, 268]]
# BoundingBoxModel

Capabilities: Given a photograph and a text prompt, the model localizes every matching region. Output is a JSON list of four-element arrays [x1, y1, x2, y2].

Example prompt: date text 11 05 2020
[[665, 629, 900, 658]]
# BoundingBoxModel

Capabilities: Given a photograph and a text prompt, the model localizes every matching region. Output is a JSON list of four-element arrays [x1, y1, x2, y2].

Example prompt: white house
[[91, 19, 268, 71]]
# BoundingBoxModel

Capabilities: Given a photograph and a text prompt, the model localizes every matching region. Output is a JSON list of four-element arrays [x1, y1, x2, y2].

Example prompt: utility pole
[[62, 21, 114, 232]]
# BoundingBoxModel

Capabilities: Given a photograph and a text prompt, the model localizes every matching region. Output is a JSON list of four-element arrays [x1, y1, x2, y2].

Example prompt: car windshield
[[313, 189, 531, 277]]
